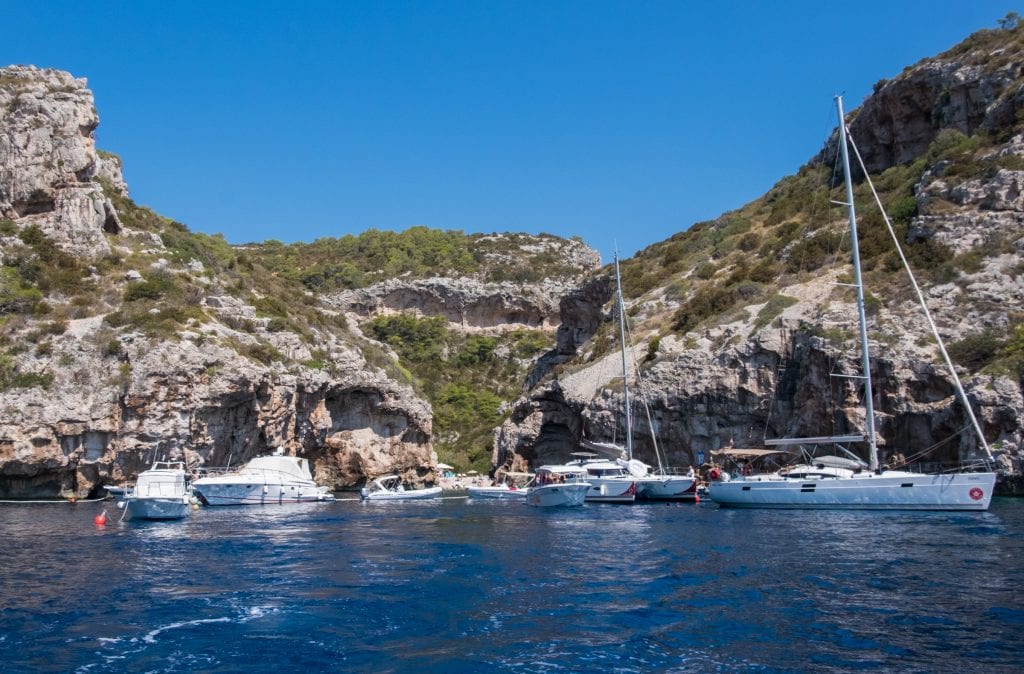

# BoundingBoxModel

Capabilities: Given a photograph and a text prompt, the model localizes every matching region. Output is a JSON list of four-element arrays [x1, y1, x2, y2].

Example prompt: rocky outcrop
[[492, 381, 587, 471], [327, 277, 570, 332], [495, 26, 1024, 489], [822, 37, 1024, 175], [324, 235, 603, 334], [0, 66, 121, 258], [499, 325, 1023, 477], [525, 275, 614, 389], [0, 322, 434, 498], [0, 66, 439, 497]]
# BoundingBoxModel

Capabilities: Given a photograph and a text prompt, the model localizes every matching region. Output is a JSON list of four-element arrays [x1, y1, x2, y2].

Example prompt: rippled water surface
[[1, 496, 1022, 672]]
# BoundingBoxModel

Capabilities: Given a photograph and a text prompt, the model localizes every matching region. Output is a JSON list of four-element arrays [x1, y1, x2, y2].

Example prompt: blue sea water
[[1, 496, 1022, 673]]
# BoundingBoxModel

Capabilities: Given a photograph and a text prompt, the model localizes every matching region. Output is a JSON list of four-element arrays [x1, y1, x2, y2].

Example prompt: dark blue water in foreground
[[1, 497, 1023, 673]]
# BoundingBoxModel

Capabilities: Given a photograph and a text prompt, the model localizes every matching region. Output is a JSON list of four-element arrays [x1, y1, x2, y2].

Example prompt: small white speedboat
[[525, 465, 590, 507], [467, 471, 533, 499], [119, 461, 191, 520], [192, 449, 334, 506], [361, 475, 442, 501]]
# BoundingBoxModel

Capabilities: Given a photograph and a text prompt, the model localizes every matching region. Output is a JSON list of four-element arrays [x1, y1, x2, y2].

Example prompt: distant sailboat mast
[[614, 251, 634, 461], [836, 95, 880, 472]]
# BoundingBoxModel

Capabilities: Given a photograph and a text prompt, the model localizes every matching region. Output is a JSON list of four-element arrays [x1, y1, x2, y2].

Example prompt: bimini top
[[535, 465, 588, 476], [710, 448, 794, 459]]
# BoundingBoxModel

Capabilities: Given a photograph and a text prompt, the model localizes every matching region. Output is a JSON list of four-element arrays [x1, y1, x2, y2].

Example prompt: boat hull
[[583, 477, 636, 503], [361, 486, 443, 501], [193, 482, 334, 506], [124, 497, 190, 520], [635, 476, 697, 500], [467, 486, 527, 499], [526, 483, 589, 507], [708, 471, 996, 510]]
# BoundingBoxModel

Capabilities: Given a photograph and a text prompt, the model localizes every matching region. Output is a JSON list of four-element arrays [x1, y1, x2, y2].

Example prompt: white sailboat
[[708, 96, 997, 510], [576, 253, 697, 501]]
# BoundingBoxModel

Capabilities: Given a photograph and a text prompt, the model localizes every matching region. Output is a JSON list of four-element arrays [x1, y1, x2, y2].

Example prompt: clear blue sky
[[2, 1, 1015, 262]]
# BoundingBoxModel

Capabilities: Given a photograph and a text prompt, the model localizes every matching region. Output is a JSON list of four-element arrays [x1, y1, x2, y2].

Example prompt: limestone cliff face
[[324, 236, 602, 335], [0, 66, 121, 258], [0, 329, 433, 498], [328, 277, 568, 332], [493, 27, 1024, 489], [0, 66, 436, 497], [822, 31, 1024, 175]]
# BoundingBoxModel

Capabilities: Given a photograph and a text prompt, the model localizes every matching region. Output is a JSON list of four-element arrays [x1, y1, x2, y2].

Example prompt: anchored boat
[[119, 461, 191, 520], [360, 475, 443, 501], [192, 449, 334, 506], [708, 96, 997, 510]]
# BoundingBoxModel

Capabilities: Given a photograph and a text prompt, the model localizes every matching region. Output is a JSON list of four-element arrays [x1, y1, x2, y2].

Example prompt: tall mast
[[836, 96, 880, 471], [614, 251, 634, 460]]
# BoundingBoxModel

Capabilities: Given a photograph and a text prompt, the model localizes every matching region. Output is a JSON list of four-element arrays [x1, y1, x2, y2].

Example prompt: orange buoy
[[94, 511, 107, 526], [694, 494, 701, 504]]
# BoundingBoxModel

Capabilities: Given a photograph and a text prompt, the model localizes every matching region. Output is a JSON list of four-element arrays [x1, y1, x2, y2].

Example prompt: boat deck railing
[[656, 466, 697, 476], [190, 466, 310, 480], [892, 460, 995, 474]]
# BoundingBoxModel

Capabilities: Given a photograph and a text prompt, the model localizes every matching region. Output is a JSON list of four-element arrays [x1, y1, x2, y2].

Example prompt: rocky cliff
[[0, 66, 122, 259], [493, 23, 1024, 491], [0, 65, 436, 498]]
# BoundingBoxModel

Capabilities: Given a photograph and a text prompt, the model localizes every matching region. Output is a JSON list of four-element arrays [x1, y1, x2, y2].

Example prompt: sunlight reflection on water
[[0, 498, 1022, 672]]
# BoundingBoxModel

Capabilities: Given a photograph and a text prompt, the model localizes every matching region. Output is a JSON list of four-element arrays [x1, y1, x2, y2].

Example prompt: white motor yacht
[[192, 449, 334, 506], [119, 461, 191, 520], [525, 465, 590, 507]]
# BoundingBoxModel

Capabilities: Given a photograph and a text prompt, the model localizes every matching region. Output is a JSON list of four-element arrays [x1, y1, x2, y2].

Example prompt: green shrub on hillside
[[948, 329, 1007, 372], [673, 284, 735, 333], [367, 314, 448, 362], [251, 227, 481, 291], [457, 336, 497, 365], [361, 312, 551, 472], [104, 303, 205, 338], [507, 329, 551, 358], [124, 272, 179, 302], [0, 267, 44, 314], [753, 294, 798, 331], [0, 353, 53, 390]]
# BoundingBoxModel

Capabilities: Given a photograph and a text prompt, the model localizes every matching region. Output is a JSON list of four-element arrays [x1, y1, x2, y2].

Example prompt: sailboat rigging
[[708, 95, 997, 510], [574, 252, 697, 501]]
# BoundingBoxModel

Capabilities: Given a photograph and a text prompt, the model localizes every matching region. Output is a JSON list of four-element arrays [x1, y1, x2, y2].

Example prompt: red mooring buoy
[[694, 494, 701, 504], [94, 511, 107, 526]]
